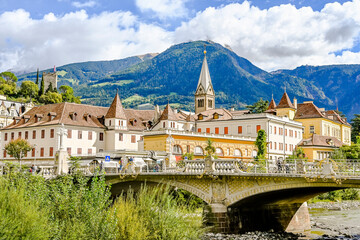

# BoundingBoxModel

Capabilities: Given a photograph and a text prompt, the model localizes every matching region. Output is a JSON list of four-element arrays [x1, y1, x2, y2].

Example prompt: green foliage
[[205, 138, 216, 158], [246, 98, 269, 113], [182, 152, 194, 160], [351, 114, 360, 143], [39, 74, 45, 96], [255, 129, 267, 159], [59, 85, 81, 103], [172, 188, 204, 210], [36, 68, 39, 85], [46, 82, 54, 93], [4, 139, 32, 161], [20, 80, 39, 98], [335, 144, 360, 159], [287, 147, 307, 160], [113, 185, 204, 240], [0, 71, 17, 96], [0, 177, 51, 240], [313, 189, 360, 201], [39, 91, 63, 104]]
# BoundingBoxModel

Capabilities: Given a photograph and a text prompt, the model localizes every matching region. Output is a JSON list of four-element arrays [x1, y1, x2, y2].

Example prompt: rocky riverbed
[[202, 201, 360, 240]]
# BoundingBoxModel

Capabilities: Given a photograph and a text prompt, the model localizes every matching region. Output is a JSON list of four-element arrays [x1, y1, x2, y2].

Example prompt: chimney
[[293, 97, 297, 109], [230, 106, 235, 112]]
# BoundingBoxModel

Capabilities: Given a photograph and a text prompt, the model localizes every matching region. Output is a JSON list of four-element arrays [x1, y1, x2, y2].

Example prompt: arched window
[[173, 145, 182, 155], [234, 148, 242, 157], [194, 146, 204, 155], [215, 147, 224, 156]]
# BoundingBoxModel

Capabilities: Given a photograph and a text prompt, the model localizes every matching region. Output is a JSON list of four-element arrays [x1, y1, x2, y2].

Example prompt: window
[[252, 150, 257, 158], [274, 142, 277, 150], [41, 130, 45, 139], [198, 128, 201, 133], [256, 125, 261, 132], [3, 150, 6, 158], [163, 122, 166, 128], [99, 149, 103, 152], [215, 127, 219, 134], [131, 135, 136, 143], [99, 132, 104, 141], [279, 143, 283, 151], [285, 129, 287, 136], [11, 132, 14, 140], [224, 127, 228, 134], [88, 148, 93, 155], [77, 148, 82, 155], [18, 132, 22, 138], [25, 131, 28, 139], [208, 99, 213, 108], [78, 130, 82, 139], [40, 148, 44, 157], [279, 128, 283, 135], [119, 133, 123, 141], [32, 148, 35, 157], [50, 129, 54, 138], [173, 145, 182, 154], [234, 149, 241, 156], [197, 99, 204, 107], [109, 120, 112, 126], [67, 148, 71, 155], [68, 129, 72, 138], [194, 146, 204, 155], [238, 126, 242, 134], [186, 145, 190, 153], [310, 125, 315, 133], [274, 127, 277, 134], [215, 148, 224, 156], [4, 133, 7, 141], [206, 128, 210, 133], [49, 147, 54, 157], [88, 131, 92, 140], [270, 142, 272, 149], [285, 144, 288, 151]]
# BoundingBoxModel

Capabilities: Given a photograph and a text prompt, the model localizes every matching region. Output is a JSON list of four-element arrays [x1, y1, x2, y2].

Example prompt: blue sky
[[0, 0, 359, 72]]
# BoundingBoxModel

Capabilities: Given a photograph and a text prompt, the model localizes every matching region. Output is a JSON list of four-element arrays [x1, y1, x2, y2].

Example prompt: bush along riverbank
[[0, 170, 205, 240]]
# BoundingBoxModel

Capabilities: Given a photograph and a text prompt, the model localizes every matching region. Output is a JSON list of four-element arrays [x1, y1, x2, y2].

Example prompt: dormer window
[[23, 115, 30, 123], [48, 112, 57, 121], [129, 118, 137, 126], [198, 114, 203, 120], [326, 139, 334, 146], [35, 114, 43, 122], [83, 113, 90, 121], [14, 117, 21, 124], [69, 112, 77, 121]]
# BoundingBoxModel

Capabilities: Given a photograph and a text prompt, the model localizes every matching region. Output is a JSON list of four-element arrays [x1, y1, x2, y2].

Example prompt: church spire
[[195, 48, 215, 114], [105, 92, 126, 119]]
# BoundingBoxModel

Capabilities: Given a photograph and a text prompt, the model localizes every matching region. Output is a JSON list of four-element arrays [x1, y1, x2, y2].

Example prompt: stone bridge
[[104, 158, 360, 233]]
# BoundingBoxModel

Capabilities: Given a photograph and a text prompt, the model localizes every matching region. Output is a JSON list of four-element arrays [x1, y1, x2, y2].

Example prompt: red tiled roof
[[277, 92, 294, 109], [159, 104, 179, 121], [124, 109, 155, 130], [267, 98, 276, 110], [105, 93, 126, 119], [196, 108, 233, 121], [294, 102, 324, 119], [298, 134, 344, 148]]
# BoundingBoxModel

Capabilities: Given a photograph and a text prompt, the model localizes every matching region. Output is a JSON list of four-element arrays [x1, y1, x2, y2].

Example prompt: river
[[202, 201, 360, 240]]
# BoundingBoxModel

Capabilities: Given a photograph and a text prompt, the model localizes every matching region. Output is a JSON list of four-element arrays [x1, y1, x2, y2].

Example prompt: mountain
[[18, 53, 157, 86], [274, 65, 360, 118], [17, 41, 359, 118]]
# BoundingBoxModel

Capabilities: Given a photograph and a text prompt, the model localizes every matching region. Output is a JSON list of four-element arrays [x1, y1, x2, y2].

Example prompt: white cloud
[[72, 1, 97, 8], [174, 0, 360, 70], [0, 9, 172, 72], [135, 0, 188, 19], [2, 1, 360, 73]]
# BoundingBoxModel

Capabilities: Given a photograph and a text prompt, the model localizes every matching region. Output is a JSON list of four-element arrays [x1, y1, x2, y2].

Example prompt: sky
[[0, 0, 360, 72]]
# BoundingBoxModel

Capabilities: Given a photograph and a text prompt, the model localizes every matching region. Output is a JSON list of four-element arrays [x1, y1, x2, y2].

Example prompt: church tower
[[195, 49, 215, 114]]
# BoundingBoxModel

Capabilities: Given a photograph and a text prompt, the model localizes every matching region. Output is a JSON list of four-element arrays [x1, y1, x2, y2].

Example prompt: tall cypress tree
[[39, 73, 45, 96], [36, 68, 39, 85]]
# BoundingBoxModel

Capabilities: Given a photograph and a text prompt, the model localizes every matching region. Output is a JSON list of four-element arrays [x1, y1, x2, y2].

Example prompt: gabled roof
[[267, 98, 277, 110], [159, 104, 179, 121], [295, 102, 325, 119], [298, 134, 344, 148], [277, 92, 295, 109], [196, 108, 233, 121], [195, 55, 214, 95], [105, 93, 126, 119]]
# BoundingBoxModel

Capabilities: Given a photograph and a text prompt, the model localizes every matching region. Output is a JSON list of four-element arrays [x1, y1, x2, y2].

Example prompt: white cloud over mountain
[[1, 0, 360, 72]]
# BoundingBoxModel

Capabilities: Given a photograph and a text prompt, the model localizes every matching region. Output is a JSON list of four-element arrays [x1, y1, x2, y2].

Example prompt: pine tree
[[36, 68, 39, 85], [255, 129, 267, 160], [46, 82, 53, 93], [39, 73, 45, 96]]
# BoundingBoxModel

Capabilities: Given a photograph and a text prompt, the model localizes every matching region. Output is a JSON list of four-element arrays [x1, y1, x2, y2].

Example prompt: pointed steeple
[[105, 92, 126, 119], [196, 54, 214, 95], [160, 103, 179, 121], [267, 95, 277, 110], [277, 91, 295, 109]]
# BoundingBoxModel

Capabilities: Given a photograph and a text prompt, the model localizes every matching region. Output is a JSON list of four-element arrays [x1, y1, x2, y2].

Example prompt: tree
[[351, 114, 360, 143], [0, 71, 17, 96], [287, 147, 307, 160], [205, 138, 216, 158], [20, 81, 39, 98], [246, 98, 269, 113], [46, 82, 54, 93], [36, 68, 39, 85], [39, 91, 62, 104], [5, 139, 32, 166], [39, 73, 45, 96], [59, 85, 81, 103], [255, 129, 267, 160], [0, 71, 18, 83], [336, 144, 360, 160]]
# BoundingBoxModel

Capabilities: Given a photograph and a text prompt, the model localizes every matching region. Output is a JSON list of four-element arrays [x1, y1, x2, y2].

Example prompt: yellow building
[[298, 134, 344, 160], [143, 130, 257, 161], [294, 102, 351, 145]]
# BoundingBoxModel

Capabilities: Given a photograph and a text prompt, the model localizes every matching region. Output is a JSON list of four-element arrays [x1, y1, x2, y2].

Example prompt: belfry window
[[208, 100, 213, 108], [198, 99, 204, 108]]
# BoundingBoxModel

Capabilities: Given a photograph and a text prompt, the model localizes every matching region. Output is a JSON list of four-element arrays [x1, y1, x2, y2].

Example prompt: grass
[[92, 80, 134, 87], [123, 94, 146, 103]]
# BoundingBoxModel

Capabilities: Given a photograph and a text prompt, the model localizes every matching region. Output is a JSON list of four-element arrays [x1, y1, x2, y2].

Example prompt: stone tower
[[195, 51, 215, 114], [43, 72, 58, 92]]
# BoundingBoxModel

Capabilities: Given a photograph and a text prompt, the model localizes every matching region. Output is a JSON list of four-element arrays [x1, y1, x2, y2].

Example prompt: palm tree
[[205, 138, 215, 157]]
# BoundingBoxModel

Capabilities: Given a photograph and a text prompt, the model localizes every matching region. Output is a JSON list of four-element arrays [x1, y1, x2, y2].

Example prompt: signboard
[[105, 155, 111, 162]]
